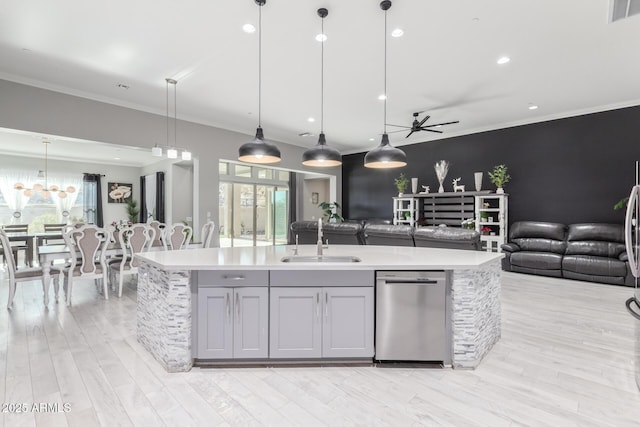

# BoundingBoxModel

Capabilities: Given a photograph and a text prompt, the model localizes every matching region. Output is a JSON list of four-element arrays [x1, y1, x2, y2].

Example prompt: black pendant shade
[[302, 7, 342, 168], [364, 0, 407, 169], [302, 133, 342, 167], [238, 0, 281, 164], [364, 133, 407, 168], [238, 127, 281, 164]]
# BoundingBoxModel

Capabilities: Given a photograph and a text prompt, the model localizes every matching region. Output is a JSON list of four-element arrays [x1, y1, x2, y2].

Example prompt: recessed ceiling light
[[378, 94, 387, 100], [369, 138, 375, 141], [242, 24, 256, 33], [315, 33, 327, 42], [307, 117, 315, 122], [391, 28, 404, 37], [114, 157, 121, 160], [528, 104, 539, 110], [497, 56, 511, 65]]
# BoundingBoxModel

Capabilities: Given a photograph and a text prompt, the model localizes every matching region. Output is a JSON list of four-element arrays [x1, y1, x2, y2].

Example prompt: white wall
[[0, 79, 342, 239], [0, 153, 141, 226], [302, 177, 330, 221]]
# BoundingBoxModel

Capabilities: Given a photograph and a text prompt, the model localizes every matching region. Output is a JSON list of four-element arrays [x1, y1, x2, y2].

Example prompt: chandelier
[[14, 140, 76, 199]]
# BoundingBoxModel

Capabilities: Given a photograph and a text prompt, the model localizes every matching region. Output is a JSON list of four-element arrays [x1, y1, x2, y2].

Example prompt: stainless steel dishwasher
[[375, 271, 448, 362]]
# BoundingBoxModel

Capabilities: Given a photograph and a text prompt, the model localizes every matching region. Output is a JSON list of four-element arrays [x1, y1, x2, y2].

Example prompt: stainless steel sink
[[280, 255, 362, 263]]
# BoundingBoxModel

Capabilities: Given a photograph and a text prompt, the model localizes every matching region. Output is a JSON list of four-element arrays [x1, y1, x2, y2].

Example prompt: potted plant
[[461, 218, 475, 230], [481, 226, 492, 235], [318, 201, 344, 223], [125, 198, 140, 223], [488, 164, 511, 194], [394, 173, 409, 196]]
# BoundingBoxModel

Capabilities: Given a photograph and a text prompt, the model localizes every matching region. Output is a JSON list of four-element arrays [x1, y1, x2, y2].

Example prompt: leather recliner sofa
[[501, 221, 633, 286]]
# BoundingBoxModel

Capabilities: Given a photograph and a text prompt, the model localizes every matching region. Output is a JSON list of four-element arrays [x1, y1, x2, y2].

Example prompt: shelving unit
[[393, 196, 419, 226], [475, 194, 508, 252]]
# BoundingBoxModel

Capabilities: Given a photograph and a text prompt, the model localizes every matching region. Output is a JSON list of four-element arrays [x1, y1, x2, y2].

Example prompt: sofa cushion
[[562, 255, 627, 277], [510, 221, 566, 241], [413, 227, 480, 250], [512, 238, 567, 255], [565, 241, 626, 258], [566, 223, 624, 243], [363, 224, 414, 246], [510, 252, 563, 270], [565, 223, 625, 258]]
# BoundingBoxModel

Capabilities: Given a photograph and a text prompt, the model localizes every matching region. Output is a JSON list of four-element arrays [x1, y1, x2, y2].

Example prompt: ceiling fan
[[387, 112, 459, 138]]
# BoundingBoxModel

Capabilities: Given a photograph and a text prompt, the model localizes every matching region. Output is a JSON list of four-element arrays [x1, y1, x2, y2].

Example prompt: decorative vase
[[496, 187, 504, 194], [411, 178, 418, 194], [474, 172, 483, 192], [398, 192, 403, 197]]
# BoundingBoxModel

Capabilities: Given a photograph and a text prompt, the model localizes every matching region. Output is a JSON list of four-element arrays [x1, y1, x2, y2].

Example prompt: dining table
[[5, 231, 65, 267], [38, 243, 123, 305]]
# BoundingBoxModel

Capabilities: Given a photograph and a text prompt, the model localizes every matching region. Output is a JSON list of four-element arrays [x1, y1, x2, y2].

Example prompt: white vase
[[438, 184, 444, 193], [411, 178, 418, 194], [474, 172, 483, 192], [496, 187, 504, 194]]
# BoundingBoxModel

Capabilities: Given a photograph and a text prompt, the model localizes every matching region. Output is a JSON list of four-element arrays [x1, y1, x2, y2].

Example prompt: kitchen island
[[136, 245, 503, 372]]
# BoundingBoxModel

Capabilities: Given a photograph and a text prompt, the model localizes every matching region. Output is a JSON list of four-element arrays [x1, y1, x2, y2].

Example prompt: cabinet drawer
[[270, 270, 373, 287], [197, 270, 268, 287]]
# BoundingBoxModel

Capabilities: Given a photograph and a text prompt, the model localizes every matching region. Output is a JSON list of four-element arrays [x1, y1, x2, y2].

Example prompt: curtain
[[83, 173, 103, 227], [156, 171, 165, 223], [288, 172, 297, 243], [140, 175, 147, 222], [53, 174, 83, 223], [0, 170, 34, 223]]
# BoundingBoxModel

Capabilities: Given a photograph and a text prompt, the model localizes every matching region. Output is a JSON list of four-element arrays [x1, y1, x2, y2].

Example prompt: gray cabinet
[[198, 287, 268, 359], [322, 287, 374, 358], [269, 287, 322, 358], [269, 286, 374, 359]]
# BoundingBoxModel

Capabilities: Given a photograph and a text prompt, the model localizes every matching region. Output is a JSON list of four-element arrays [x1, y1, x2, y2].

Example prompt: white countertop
[[136, 245, 503, 270]]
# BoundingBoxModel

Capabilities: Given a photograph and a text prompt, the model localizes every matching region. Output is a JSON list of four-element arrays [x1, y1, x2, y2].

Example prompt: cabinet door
[[233, 287, 269, 358], [198, 287, 233, 359], [270, 287, 322, 358], [322, 287, 374, 358]]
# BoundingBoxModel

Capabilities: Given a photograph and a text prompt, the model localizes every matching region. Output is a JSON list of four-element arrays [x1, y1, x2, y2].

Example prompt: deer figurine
[[452, 177, 465, 192], [421, 185, 430, 194]]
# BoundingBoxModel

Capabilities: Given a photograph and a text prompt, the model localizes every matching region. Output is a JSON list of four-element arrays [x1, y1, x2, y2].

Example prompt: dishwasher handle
[[382, 278, 440, 285]]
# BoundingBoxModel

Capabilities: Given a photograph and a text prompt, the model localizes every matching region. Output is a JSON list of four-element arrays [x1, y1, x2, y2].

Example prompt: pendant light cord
[[383, 8, 387, 135], [258, 3, 262, 127], [44, 141, 48, 188], [174, 81, 177, 147], [165, 79, 169, 148], [321, 15, 324, 134]]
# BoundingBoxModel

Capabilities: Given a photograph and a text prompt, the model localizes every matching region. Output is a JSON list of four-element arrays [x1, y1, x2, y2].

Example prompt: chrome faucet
[[317, 220, 323, 256]]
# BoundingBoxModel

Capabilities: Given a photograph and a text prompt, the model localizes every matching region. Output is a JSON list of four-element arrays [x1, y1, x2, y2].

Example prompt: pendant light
[[238, 0, 281, 164], [14, 140, 76, 199], [166, 78, 179, 159], [302, 8, 341, 167], [364, 0, 407, 169]]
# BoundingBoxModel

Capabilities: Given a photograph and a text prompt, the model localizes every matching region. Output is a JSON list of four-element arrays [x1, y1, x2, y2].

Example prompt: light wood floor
[[1, 270, 639, 426]]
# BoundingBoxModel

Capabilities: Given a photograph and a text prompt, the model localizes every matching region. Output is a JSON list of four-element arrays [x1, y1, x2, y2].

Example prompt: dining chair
[[108, 224, 155, 297], [200, 221, 216, 248], [0, 230, 60, 309], [162, 223, 193, 250], [60, 225, 111, 305], [147, 220, 166, 248], [1, 224, 32, 268]]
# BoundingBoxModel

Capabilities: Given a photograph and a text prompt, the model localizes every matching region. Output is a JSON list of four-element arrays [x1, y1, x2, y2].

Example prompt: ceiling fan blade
[[387, 129, 408, 134], [417, 115, 430, 127], [405, 130, 416, 138], [424, 128, 444, 134], [386, 123, 412, 128], [422, 120, 460, 128]]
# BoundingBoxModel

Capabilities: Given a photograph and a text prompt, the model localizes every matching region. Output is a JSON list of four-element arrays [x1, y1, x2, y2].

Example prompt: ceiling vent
[[610, 0, 640, 22]]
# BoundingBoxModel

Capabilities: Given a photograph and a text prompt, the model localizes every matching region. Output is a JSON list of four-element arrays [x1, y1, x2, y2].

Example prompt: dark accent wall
[[343, 105, 640, 226]]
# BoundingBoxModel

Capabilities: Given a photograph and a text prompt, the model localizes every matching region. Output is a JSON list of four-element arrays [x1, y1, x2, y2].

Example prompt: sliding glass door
[[219, 163, 289, 247]]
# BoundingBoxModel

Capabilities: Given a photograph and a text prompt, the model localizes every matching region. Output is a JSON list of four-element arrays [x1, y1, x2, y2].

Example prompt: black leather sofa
[[501, 221, 633, 286], [289, 221, 481, 250]]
